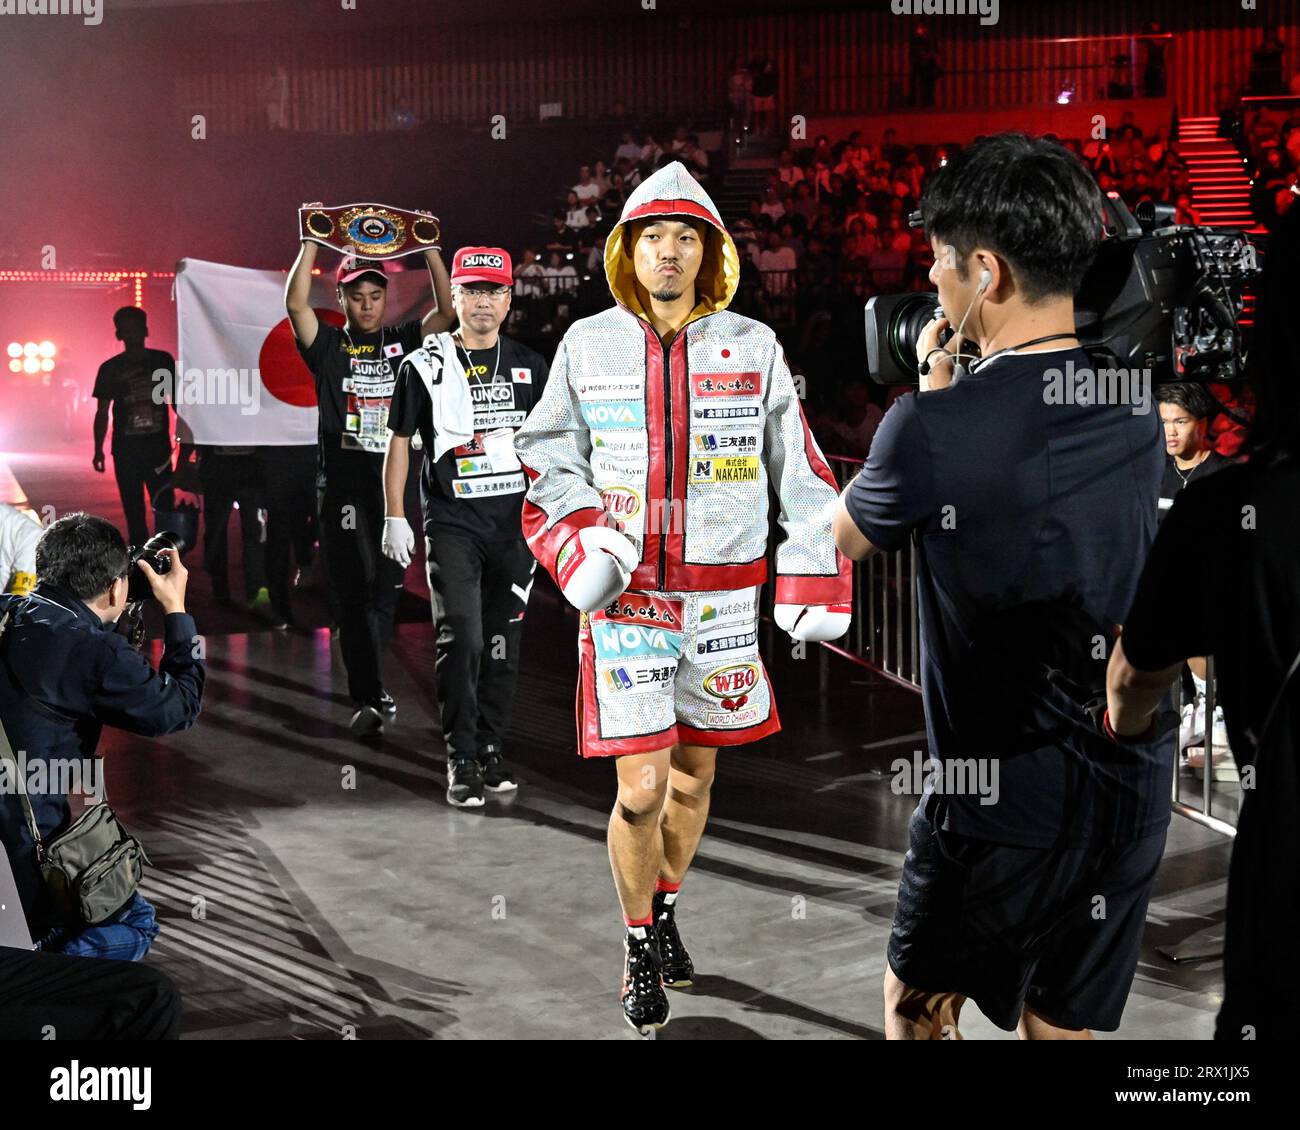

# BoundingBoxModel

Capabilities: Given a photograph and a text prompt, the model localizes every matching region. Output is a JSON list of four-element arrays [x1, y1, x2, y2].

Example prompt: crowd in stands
[[508, 112, 1251, 458], [1242, 106, 1300, 230]]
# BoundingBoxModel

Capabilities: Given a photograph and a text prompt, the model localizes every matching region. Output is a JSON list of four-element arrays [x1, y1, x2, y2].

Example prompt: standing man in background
[[285, 213, 454, 737], [384, 248, 548, 808], [1156, 382, 1228, 516], [92, 307, 176, 548]]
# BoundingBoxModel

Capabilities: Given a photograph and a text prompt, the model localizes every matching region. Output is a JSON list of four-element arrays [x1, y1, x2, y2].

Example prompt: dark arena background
[[0, 0, 1296, 1104]]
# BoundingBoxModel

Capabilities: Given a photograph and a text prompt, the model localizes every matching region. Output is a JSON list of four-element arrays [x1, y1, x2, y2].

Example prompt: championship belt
[[299, 203, 442, 259]]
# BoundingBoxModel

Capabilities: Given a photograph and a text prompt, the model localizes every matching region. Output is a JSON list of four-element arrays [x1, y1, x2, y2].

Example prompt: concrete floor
[[6, 443, 1236, 1040]]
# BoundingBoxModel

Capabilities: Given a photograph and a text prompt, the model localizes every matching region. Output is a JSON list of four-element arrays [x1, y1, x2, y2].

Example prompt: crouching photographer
[[833, 133, 1172, 1039], [0, 513, 204, 961]]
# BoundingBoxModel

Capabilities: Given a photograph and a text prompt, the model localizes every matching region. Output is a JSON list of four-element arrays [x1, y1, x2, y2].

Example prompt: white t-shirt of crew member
[[514, 263, 546, 299], [544, 264, 579, 295]]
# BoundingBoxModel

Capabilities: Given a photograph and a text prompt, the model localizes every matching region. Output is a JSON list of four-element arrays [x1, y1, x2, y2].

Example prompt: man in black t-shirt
[[384, 247, 548, 808], [91, 307, 176, 548], [285, 217, 454, 737], [1157, 382, 1229, 514], [1155, 381, 1230, 738], [1109, 207, 1300, 1041], [834, 135, 1170, 1040]]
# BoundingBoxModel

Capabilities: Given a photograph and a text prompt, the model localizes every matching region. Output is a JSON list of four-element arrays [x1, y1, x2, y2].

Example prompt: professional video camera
[[865, 195, 1261, 386]]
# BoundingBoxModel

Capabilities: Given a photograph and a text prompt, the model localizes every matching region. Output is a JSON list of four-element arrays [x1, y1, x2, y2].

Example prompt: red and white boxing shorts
[[576, 586, 781, 757]]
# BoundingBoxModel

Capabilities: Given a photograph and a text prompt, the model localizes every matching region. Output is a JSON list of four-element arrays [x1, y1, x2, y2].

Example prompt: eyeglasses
[[461, 286, 511, 299]]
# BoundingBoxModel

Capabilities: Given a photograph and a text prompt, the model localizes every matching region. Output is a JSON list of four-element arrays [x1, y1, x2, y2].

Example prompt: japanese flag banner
[[174, 257, 430, 445]]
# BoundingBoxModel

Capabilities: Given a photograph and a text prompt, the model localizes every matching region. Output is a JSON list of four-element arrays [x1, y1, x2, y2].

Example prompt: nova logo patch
[[592, 624, 682, 661], [581, 401, 644, 428]]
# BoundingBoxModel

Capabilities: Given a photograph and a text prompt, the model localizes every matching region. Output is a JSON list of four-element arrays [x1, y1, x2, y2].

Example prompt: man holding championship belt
[[286, 204, 454, 737], [513, 162, 852, 1034], [383, 248, 549, 809]]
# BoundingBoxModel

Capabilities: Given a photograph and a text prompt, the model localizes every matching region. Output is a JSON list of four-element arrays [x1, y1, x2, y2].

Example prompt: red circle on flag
[[257, 309, 344, 407]]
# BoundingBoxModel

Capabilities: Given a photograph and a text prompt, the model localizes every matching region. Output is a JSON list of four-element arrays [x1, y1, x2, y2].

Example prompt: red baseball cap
[[451, 246, 513, 287], [336, 256, 389, 287]]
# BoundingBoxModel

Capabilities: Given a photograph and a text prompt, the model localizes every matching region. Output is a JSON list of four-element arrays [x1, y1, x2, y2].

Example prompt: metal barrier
[[817, 454, 1239, 837], [822, 455, 921, 691], [1170, 656, 1237, 838]]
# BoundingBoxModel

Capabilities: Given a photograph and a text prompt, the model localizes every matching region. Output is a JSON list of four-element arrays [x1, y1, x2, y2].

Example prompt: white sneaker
[[1210, 705, 1231, 754], [1179, 695, 1205, 749], [1187, 709, 1236, 781]]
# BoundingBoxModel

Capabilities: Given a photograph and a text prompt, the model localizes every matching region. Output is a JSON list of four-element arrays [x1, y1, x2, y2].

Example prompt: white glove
[[556, 525, 639, 612], [774, 602, 852, 642], [382, 516, 416, 568]]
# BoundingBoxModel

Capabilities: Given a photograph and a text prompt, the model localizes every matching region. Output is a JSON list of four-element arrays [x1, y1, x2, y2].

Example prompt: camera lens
[[126, 532, 179, 603], [889, 293, 943, 375]]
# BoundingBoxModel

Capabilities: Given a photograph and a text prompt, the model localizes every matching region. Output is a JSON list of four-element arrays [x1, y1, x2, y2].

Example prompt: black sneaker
[[447, 757, 485, 808], [621, 924, 670, 1034], [376, 691, 397, 719], [349, 704, 384, 738], [653, 890, 694, 989], [479, 746, 517, 793]]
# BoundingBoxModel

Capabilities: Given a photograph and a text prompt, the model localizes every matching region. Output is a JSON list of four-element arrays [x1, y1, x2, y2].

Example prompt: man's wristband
[[1103, 707, 1156, 743]]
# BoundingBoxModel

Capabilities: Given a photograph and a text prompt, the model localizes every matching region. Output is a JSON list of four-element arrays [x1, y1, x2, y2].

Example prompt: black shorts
[[887, 801, 1167, 1032]]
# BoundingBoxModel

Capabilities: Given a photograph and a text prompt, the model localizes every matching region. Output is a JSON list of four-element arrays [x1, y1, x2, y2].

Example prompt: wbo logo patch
[[702, 662, 760, 705], [600, 484, 642, 521]]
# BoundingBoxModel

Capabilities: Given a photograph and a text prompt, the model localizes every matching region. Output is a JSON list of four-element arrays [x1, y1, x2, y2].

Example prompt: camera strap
[[0, 611, 52, 848]]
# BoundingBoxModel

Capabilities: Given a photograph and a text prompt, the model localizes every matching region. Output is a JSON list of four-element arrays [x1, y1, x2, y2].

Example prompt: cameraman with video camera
[[0, 513, 204, 960], [833, 133, 1170, 1039]]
